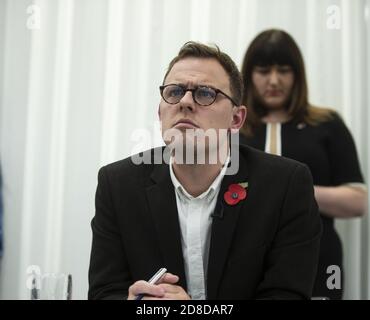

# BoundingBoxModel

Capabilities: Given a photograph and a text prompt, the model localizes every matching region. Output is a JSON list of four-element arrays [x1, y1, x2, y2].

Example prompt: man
[[88, 42, 322, 300]]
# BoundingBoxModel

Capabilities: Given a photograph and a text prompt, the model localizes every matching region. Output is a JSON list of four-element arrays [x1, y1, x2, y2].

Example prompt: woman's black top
[[240, 111, 364, 300]]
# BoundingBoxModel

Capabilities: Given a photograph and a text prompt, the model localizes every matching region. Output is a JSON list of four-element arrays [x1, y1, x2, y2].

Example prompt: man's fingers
[[158, 283, 181, 293], [129, 280, 165, 298], [143, 296, 173, 300], [159, 272, 179, 284], [128, 273, 180, 300]]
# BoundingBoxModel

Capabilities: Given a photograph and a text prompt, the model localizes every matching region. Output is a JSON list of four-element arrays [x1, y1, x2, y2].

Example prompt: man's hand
[[156, 273, 191, 300], [127, 273, 191, 300]]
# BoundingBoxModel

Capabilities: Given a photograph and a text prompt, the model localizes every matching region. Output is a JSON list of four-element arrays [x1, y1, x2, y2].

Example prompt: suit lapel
[[145, 162, 187, 290], [207, 149, 249, 299]]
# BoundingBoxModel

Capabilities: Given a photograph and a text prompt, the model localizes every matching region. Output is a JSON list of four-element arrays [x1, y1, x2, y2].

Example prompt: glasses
[[160, 84, 238, 106]]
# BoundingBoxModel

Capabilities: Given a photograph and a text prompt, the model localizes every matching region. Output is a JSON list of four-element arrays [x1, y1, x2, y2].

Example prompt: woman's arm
[[314, 185, 367, 218]]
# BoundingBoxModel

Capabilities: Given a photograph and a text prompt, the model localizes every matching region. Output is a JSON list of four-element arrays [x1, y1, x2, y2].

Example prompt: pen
[[135, 267, 167, 300]]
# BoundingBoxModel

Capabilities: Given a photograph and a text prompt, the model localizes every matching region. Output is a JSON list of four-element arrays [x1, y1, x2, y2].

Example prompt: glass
[[159, 84, 238, 106], [30, 273, 72, 300]]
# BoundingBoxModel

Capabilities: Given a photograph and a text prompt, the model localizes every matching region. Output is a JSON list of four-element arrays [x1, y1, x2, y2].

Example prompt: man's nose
[[179, 91, 195, 111]]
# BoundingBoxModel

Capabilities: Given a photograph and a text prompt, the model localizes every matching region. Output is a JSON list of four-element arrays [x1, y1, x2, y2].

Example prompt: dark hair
[[241, 29, 333, 136], [163, 41, 243, 105]]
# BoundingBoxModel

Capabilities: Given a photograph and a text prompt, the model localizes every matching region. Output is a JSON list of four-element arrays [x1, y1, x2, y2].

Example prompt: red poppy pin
[[224, 182, 248, 206]]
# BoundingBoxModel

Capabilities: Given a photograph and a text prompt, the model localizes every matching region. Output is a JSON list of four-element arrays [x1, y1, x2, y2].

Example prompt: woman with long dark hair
[[240, 29, 367, 299]]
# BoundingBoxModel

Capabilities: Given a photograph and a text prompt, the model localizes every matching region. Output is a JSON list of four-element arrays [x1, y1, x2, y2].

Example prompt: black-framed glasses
[[159, 84, 238, 106]]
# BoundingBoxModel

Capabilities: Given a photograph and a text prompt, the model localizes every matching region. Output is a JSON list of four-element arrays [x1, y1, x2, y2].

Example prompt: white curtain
[[0, 0, 369, 299]]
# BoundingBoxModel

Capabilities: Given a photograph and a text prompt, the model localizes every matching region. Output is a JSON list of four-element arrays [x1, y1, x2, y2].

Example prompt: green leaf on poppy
[[238, 182, 248, 189]]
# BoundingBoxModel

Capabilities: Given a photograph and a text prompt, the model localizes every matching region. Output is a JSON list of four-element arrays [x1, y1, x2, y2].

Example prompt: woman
[[240, 29, 367, 299]]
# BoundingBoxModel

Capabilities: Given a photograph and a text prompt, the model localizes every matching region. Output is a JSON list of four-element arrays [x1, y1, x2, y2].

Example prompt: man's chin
[[162, 127, 229, 163]]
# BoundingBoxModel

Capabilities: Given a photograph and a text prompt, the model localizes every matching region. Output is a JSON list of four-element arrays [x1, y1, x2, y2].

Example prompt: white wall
[[0, 0, 369, 299], [0, 0, 4, 121], [0, 0, 32, 299]]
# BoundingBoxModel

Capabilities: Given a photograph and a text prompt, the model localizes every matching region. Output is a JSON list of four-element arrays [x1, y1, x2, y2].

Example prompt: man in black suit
[[88, 42, 322, 300]]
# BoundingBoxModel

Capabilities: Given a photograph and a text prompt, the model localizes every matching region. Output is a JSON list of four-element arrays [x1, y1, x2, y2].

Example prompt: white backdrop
[[0, 0, 369, 299]]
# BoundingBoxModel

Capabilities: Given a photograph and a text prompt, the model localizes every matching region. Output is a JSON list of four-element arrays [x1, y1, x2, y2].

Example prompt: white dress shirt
[[169, 157, 229, 300]]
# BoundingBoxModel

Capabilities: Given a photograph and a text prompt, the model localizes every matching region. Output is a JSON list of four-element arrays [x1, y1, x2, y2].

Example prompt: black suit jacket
[[88, 145, 322, 300]]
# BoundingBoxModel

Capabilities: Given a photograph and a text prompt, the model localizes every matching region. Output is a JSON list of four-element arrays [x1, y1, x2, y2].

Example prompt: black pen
[[135, 267, 167, 300]]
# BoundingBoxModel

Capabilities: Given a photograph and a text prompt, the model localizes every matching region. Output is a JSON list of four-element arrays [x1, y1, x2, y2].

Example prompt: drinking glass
[[31, 273, 72, 300]]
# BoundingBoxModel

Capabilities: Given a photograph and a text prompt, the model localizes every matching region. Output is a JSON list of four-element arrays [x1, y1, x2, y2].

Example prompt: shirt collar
[[169, 152, 230, 203]]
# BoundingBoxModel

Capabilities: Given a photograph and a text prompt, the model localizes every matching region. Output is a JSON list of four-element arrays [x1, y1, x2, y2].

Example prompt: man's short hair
[[163, 41, 243, 106]]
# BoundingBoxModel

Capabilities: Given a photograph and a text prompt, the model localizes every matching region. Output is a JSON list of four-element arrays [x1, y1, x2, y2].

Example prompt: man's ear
[[231, 105, 247, 133], [158, 105, 161, 118]]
